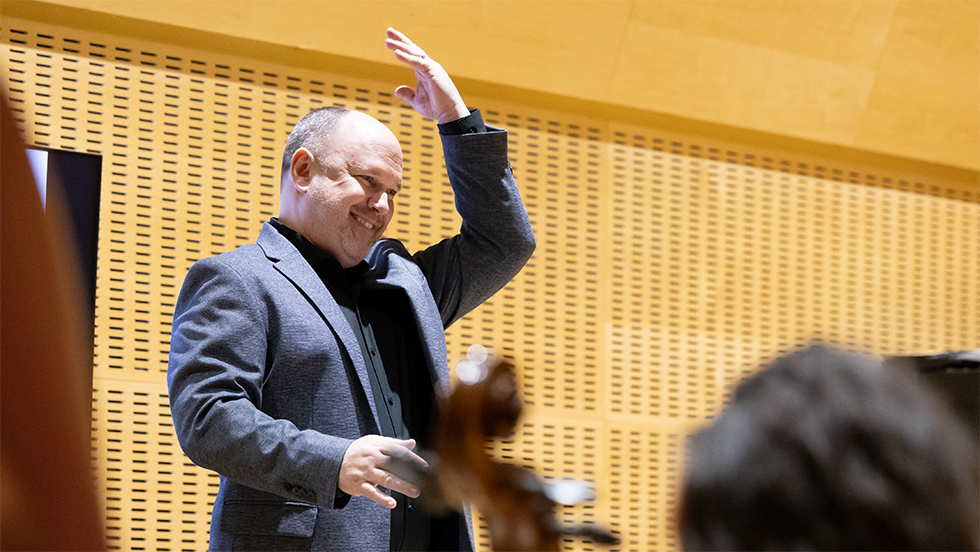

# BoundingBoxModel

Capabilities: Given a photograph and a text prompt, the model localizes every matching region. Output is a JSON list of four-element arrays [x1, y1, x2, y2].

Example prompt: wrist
[[438, 104, 471, 125], [438, 108, 485, 135]]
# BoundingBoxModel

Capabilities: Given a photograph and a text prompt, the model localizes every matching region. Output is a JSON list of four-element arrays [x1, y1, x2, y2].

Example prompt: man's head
[[278, 106, 403, 268], [678, 346, 979, 551]]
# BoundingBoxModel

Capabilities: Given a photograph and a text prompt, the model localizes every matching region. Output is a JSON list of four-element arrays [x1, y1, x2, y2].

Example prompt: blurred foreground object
[[678, 346, 979, 551], [392, 352, 618, 551], [0, 87, 105, 550], [885, 349, 979, 433]]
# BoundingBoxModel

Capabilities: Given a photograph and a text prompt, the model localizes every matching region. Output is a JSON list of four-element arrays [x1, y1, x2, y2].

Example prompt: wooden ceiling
[[8, 0, 980, 172]]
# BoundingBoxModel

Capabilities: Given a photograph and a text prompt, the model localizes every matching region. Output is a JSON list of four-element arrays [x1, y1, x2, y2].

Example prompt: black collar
[[269, 218, 369, 290]]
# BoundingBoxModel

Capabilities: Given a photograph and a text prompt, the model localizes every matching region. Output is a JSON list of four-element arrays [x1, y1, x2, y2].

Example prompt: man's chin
[[341, 242, 378, 267]]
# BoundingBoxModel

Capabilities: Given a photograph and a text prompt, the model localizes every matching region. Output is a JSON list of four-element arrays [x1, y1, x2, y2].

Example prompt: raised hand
[[385, 27, 469, 124], [338, 435, 428, 509]]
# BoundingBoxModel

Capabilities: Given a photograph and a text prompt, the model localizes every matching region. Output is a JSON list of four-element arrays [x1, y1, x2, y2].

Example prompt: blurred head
[[679, 346, 979, 551], [279, 107, 402, 268]]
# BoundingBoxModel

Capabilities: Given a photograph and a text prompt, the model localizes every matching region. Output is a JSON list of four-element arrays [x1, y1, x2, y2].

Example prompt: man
[[678, 346, 979, 551], [168, 28, 535, 551]]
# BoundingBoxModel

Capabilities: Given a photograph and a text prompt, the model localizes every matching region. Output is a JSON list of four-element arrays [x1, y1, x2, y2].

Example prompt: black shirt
[[269, 219, 459, 551], [267, 108, 485, 551]]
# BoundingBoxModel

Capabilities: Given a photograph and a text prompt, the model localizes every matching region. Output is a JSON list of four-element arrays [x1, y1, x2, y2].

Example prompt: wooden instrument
[[392, 352, 618, 551]]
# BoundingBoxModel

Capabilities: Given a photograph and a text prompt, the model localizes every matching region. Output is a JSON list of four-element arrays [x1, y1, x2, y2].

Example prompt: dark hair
[[280, 105, 350, 177], [679, 346, 980, 551]]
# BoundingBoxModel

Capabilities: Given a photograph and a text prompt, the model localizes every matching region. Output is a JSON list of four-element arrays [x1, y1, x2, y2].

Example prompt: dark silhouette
[[678, 346, 979, 551]]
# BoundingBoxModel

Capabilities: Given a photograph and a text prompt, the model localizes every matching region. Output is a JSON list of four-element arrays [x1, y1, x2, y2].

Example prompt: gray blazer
[[168, 127, 535, 551]]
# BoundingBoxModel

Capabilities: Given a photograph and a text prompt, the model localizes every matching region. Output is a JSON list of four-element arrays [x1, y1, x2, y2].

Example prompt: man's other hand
[[339, 435, 428, 509]]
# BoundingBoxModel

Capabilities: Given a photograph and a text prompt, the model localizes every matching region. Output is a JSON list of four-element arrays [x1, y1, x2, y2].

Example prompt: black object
[[886, 350, 979, 433]]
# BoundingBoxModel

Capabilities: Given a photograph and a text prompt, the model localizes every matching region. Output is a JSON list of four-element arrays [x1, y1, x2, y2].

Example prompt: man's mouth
[[351, 212, 375, 230]]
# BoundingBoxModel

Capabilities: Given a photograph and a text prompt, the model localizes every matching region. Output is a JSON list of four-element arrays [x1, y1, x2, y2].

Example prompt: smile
[[351, 212, 375, 230]]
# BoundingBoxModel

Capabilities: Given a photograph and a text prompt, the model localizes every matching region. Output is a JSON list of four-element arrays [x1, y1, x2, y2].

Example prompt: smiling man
[[167, 28, 535, 551], [280, 109, 404, 269]]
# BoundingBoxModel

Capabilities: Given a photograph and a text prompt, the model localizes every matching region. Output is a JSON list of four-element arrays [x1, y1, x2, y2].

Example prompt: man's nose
[[370, 191, 390, 214]]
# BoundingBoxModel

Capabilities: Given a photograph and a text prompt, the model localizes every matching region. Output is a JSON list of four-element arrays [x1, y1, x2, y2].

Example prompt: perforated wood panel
[[91, 380, 216, 550], [3, 15, 977, 552]]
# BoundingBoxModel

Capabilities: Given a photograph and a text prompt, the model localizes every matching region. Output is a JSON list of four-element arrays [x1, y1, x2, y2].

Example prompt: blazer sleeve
[[167, 254, 351, 508], [413, 125, 536, 327]]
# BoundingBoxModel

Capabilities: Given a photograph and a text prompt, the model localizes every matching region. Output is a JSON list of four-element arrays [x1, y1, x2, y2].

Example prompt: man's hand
[[386, 27, 470, 124], [339, 435, 428, 509]]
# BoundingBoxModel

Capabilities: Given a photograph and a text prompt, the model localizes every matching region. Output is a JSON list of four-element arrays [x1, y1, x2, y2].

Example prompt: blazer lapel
[[365, 245, 450, 393], [255, 222, 382, 431]]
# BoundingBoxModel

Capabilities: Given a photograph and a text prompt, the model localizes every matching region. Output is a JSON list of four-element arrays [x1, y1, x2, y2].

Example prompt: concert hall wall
[[2, 6, 977, 551]]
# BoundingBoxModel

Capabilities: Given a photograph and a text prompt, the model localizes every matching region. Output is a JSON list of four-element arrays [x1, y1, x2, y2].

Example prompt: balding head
[[278, 108, 403, 267], [281, 105, 351, 181]]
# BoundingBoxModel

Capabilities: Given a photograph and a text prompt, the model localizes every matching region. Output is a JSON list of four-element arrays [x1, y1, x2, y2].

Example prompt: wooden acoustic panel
[[2, 14, 977, 552]]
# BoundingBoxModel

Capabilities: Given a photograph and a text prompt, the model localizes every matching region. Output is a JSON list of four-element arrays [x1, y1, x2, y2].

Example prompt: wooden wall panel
[[3, 14, 977, 552], [18, 0, 980, 171]]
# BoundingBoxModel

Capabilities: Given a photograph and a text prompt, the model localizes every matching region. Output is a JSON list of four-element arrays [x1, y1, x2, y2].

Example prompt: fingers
[[359, 481, 397, 509], [384, 28, 468, 123], [386, 27, 427, 63], [391, 48, 428, 70], [386, 27, 410, 44], [385, 438, 428, 468], [339, 435, 426, 509], [385, 28, 419, 53], [375, 464, 421, 499], [393, 85, 415, 104]]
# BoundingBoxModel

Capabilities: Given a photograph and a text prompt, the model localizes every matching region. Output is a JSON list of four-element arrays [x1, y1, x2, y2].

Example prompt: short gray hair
[[281, 105, 351, 178]]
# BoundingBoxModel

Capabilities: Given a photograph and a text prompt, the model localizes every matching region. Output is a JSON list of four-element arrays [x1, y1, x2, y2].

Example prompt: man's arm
[[168, 254, 425, 509], [386, 28, 536, 326], [167, 256, 346, 506], [426, 123, 535, 326]]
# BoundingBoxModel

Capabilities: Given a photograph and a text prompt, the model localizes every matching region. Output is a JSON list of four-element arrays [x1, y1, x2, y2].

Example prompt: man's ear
[[289, 147, 314, 192]]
